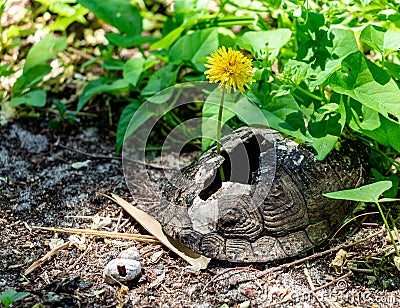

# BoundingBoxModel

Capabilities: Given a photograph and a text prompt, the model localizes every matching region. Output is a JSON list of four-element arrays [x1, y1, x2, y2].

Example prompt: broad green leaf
[[11, 89, 46, 107], [371, 169, 400, 198], [174, 0, 210, 24], [50, 1, 76, 16], [265, 94, 313, 142], [248, 83, 313, 142], [330, 51, 400, 121], [309, 94, 346, 160], [77, 78, 130, 111], [360, 25, 400, 54], [105, 34, 158, 48], [0, 289, 30, 307], [169, 28, 218, 71], [323, 181, 392, 202], [150, 18, 198, 51], [115, 101, 145, 154], [141, 64, 180, 96], [48, 6, 89, 31], [234, 98, 269, 127], [12, 64, 52, 96], [24, 35, 67, 72], [118, 101, 155, 154], [77, 0, 142, 36], [310, 28, 358, 86], [236, 29, 292, 59], [123, 58, 145, 86], [102, 58, 124, 70], [347, 104, 400, 152], [201, 89, 240, 150], [385, 62, 400, 80]]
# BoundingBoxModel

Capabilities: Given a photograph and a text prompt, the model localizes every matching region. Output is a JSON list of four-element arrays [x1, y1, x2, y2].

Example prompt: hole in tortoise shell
[[198, 135, 262, 201]]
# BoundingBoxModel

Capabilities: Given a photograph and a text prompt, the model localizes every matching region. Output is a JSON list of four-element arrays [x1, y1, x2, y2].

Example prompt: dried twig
[[257, 229, 384, 277], [25, 241, 71, 275], [32, 226, 159, 243], [265, 271, 353, 307]]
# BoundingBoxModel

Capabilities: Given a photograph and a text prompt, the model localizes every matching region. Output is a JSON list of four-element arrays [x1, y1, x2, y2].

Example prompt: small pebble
[[103, 258, 141, 284], [151, 250, 163, 263], [118, 247, 140, 261]]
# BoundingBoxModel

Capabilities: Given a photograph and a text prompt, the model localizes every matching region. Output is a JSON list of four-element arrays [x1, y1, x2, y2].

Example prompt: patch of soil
[[1, 119, 400, 307]]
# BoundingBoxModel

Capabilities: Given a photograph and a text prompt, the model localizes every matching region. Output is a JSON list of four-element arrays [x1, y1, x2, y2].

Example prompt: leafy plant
[[324, 181, 400, 265], [10, 34, 67, 108], [0, 289, 30, 308]]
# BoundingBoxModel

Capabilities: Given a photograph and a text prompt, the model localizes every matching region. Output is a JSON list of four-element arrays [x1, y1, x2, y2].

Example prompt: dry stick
[[265, 270, 353, 308], [56, 143, 175, 170], [304, 266, 327, 308], [67, 47, 96, 61], [65, 215, 125, 221], [203, 266, 260, 292], [25, 241, 71, 275], [32, 226, 159, 243], [257, 229, 385, 278]]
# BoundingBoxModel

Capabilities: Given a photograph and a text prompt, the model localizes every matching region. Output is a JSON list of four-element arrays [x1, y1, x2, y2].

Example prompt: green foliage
[[77, 0, 142, 36], [323, 181, 393, 202], [3, 0, 400, 202], [10, 35, 67, 107], [0, 289, 30, 308]]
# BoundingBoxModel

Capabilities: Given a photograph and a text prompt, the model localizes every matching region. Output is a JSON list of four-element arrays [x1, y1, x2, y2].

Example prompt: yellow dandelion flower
[[204, 46, 255, 93]]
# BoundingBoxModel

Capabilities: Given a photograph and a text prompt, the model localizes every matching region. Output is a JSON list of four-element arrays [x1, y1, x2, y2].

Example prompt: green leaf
[[24, 35, 67, 72], [123, 58, 145, 86], [201, 89, 240, 150], [310, 28, 358, 86], [0, 289, 30, 307], [169, 28, 219, 71], [116, 100, 144, 154], [150, 18, 197, 51], [12, 64, 52, 96], [236, 29, 292, 59], [323, 181, 392, 202], [309, 94, 346, 160], [105, 34, 158, 48], [371, 169, 400, 198], [11, 89, 46, 107], [141, 64, 180, 96], [102, 58, 125, 70], [360, 25, 400, 54], [77, 78, 130, 111], [77, 0, 142, 36], [117, 101, 157, 154], [385, 62, 400, 80], [330, 51, 400, 121], [50, 1, 76, 16], [347, 104, 400, 152]]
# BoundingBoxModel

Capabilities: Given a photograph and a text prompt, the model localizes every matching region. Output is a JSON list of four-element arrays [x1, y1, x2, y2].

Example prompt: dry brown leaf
[[330, 249, 347, 274], [109, 194, 211, 271]]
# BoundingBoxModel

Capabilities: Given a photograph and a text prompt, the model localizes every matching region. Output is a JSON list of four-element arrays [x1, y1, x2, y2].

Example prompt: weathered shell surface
[[151, 127, 366, 262]]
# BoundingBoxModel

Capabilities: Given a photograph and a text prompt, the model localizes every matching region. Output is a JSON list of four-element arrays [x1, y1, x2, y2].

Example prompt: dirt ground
[[1, 118, 400, 308]]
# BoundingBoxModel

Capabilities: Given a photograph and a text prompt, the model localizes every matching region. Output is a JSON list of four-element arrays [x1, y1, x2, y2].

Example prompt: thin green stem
[[294, 83, 324, 102], [375, 201, 400, 257], [216, 88, 225, 182]]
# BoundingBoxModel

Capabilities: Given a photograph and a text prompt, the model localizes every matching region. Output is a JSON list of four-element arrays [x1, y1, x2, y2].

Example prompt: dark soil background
[[0, 116, 400, 307]]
